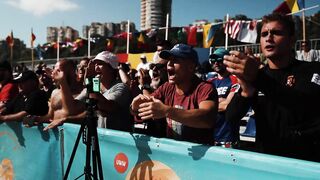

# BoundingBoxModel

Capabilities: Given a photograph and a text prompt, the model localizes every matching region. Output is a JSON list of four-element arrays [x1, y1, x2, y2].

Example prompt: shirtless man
[[31, 59, 85, 130], [45, 51, 133, 131]]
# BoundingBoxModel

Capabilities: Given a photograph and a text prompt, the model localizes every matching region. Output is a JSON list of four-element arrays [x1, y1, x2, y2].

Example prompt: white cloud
[[5, 0, 79, 16]]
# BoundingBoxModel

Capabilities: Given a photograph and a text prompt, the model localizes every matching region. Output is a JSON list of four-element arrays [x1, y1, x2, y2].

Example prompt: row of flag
[[224, 20, 258, 44], [4, 23, 250, 51], [5, 30, 36, 48], [110, 0, 305, 48], [4, 0, 306, 51]]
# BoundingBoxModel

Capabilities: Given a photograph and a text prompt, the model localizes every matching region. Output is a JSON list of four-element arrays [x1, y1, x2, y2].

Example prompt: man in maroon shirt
[[131, 44, 218, 144]]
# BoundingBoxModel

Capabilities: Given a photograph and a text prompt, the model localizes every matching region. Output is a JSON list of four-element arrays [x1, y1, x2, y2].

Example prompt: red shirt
[[152, 77, 217, 144], [0, 82, 19, 102]]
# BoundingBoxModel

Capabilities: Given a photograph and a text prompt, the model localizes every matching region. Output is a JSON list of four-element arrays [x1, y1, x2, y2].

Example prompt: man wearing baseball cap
[[208, 48, 240, 147], [131, 44, 218, 144], [0, 70, 49, 123], [76, 51, 133, 132], [137, 54, 150, 72]]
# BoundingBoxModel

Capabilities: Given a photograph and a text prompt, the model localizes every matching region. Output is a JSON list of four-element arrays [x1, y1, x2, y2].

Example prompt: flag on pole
[[203, 24, 222, 48], [137, 33, 145, 44], [186, 26, 197, 46], [274, 0, 305, 14], [31, 29, 36, 70], [31, 32, 36, 47], [106, 38, 114, 51], [177, 28, 185, 42], [224, 20, 242, 39], [203, 24, 213, 48], [6, 31, 14, 66], [286, 0, 305, 12], [297, 0, 305, 10], [237, 21, 258, 43], [6, 31, 14, 47], [137, 32, 145, 49]]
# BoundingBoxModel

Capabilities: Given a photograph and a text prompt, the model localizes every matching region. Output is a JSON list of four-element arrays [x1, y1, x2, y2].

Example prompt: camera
[[85, 77, 100, 93], [92, 77, 100, 93]]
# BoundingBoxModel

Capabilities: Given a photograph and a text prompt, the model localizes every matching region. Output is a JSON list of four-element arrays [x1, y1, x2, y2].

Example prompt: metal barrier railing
[[216, 44, 261, 54], [14, 39, 320, 69], [296, 38, 320, 51], [217, 39, 320, 52]]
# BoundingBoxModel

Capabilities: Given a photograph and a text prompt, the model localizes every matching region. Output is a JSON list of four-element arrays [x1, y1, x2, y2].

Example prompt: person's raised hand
[[224, 50, 260, 82], [84, 60, 96, 79]]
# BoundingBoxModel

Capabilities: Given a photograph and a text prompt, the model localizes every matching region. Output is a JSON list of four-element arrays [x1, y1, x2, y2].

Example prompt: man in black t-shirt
[[224, 13, 320, 162], [0, 70, 48, 123]]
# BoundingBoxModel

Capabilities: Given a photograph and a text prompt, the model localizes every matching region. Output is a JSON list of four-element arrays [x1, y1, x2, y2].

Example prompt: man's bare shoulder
[[50, 88, 62, 110], [51, 88, 61, 97]]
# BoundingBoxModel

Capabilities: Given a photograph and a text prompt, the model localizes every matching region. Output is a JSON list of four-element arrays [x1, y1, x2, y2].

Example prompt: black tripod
[[63, 96, 104, 180]]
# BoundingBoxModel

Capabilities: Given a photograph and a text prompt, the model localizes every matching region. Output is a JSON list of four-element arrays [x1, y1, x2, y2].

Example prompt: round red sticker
[[114, 153, 129, 173]]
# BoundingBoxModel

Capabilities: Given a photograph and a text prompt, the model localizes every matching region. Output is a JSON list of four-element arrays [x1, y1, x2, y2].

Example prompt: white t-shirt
[[296, 49, 319, 62], [76, 81, 132, 131], [136, 62, 150, 71]]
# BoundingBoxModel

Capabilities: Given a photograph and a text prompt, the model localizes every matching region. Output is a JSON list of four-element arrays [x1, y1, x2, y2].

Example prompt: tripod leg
[[64, 123, 85, 180], [84, 125, 93, 180], [92, 138, 98, 179], [92, 127, 104, 180], [88, 118, 101, 180]]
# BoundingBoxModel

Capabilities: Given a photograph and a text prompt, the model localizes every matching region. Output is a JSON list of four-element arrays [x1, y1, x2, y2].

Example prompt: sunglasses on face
[[154, 63, 166, 69], [261, 29, 286, 38], [209, 58, 223, 64]]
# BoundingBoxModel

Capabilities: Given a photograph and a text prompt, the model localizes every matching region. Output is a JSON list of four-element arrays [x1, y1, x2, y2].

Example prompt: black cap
[[0, 60, 12, 71], [14, 70, 38, 83]]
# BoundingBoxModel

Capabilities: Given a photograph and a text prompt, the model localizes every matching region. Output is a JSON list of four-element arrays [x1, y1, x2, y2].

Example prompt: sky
[[0, 0, 319, 47]]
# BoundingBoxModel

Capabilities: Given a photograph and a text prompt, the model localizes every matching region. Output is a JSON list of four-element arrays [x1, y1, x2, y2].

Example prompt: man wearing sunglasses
[[297, 40, 319, 62], [224, 13, 320, 162], [208, 48, 240, 148]]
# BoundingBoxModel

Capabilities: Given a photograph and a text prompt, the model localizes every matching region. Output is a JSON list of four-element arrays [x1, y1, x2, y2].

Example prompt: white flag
[[237, 21, 258, 43]]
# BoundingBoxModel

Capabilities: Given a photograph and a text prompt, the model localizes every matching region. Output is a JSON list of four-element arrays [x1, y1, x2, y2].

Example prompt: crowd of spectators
[[0, 13, 320, 162]]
